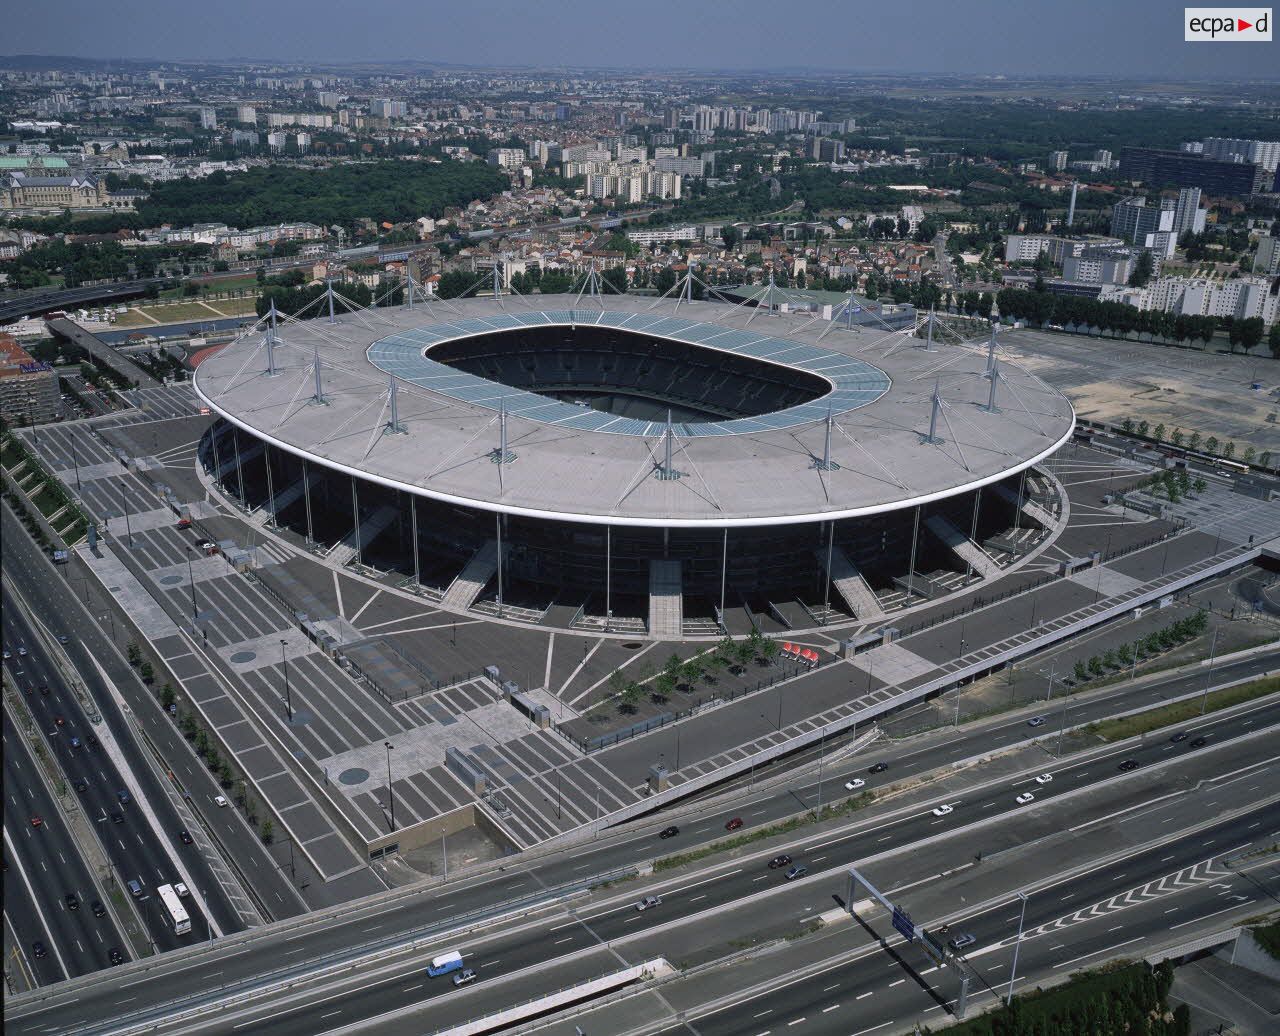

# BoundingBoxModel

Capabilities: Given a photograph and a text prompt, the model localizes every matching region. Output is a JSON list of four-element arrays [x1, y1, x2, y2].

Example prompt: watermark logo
[[1185, 7, 1272, 40]]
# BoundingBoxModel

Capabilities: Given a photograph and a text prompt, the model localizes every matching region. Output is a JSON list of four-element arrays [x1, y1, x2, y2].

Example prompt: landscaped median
[[1084, 675, 1279, 743], [654, 791, 875, 872]]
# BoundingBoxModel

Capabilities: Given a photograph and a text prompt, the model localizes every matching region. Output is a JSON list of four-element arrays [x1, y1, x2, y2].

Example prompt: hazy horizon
[[5, 0, 1278, 79]]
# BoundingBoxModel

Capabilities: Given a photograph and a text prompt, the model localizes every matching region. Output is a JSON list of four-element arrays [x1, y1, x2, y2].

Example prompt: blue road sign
[[892, 905, 916, 942]]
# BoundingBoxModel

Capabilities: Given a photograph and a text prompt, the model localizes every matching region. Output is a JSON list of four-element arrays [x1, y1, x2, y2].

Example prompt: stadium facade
[[193, 292, 1075, 638]]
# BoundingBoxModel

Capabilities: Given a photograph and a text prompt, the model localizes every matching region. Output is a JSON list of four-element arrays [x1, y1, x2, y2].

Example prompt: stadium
[[192, 286, 1076, 639]]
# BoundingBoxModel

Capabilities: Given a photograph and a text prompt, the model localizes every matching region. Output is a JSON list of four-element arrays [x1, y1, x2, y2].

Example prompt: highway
[[2, 581, 236, 945], [3, 706, 129, 982], [2, 503, 307, 923], [677, 807, 1280, 1036], [8, 687, 1275, 1034]]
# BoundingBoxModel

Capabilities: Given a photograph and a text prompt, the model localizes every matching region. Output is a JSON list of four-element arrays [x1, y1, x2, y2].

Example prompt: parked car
[[658, 825, 679, 839], [768, 854, 793, 869], [635, 895, 662, 912], [725, 817, 744, 831]]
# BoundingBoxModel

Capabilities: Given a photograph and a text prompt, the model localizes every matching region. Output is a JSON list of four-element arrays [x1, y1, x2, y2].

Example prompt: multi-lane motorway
[[4, 707, 129, 984], [8, 684, 1275, 1035], [2, 582, 238, 952], [2, 503, 307, 923]]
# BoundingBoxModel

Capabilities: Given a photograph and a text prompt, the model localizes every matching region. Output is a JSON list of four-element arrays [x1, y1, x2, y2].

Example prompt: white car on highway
[[1016, 792, 1035, 805], [932, 804, 954, 817], [1034, 773, 1053, 785], [844, 778, 865, 791]]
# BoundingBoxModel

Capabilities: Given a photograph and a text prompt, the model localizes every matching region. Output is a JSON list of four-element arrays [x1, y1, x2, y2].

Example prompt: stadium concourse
[[193, 288, 1075, 640]]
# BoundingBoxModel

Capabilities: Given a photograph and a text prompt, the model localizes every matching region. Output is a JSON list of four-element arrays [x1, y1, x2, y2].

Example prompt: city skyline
[[5, 0, 1279, 78]]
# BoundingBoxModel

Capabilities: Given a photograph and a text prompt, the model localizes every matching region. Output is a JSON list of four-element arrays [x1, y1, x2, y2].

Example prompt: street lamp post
[[70, 434, 82, 491], [1200, 627, 1219, 715], [1056, 700, 1070, 757], [281, 639, 293, 722], [384, 741, 396, 831], [1007, 891, 1029, 1002], [441, 827, 448, 880], [186, 546, 199, 625], [119, 477, 133, 548], [816, 725, 826, 816]]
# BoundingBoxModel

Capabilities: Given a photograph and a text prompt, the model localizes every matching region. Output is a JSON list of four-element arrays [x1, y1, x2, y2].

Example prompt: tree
[[1223, 441, 1235, 460], [1205, 435, 1219, 456], [1137, 420, 1149, 438], [1127, 250, 1154, 287], [1193, 476, 1207, 494], [1152, 423, 1165, 443], [1073, 660, 1090, 682], [195, 730, 210, 757], [1269, 320, 1280, 358], [1188, 431, 1201, 451], [1237, 316, 1265, 353], [720, 225, 739, 250], [1171, 428, 1184, 448], [608, 670, 627, 696], [261, 818, 274, 844], [160, 683, 176, 710], [140, 660, 154, 684], [180, 714, 198, 740], [127, 642, 142, 666], [1243, 445, 1256, 465], [1121, 417, 1134, 435], [1088, 655, 1104, 676], [1260, 450, 1272, 470]]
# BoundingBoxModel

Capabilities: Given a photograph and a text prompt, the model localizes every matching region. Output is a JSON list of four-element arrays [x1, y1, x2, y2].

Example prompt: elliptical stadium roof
[[193, 293, 1075, 527]]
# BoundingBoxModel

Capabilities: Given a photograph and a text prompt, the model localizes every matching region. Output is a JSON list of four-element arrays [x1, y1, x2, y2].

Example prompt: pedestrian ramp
[[993, 482, 1054, 529], [925, 514, 1001, 580], [813, 545, 884, 620], [328, 504, 398, 566], [249, 477, 305, 527], [442, 539, 500, 610], [648, 559, 683, 638]]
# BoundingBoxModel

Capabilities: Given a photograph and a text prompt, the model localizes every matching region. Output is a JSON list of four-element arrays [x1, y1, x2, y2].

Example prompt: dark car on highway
[[1169, 731, 1189, 743], [1118, 759, 1140, 772], [768, 854, 793, 869], [1190, 736, 1208, 748], [109, 947, 126, 966], [91, 899, 106, 917], [658, 825, 679, 839], [725, 817, 744, 831], [868, 762, 889, 774], [65, 893, 79, 911], [32, 940, 47, 959]]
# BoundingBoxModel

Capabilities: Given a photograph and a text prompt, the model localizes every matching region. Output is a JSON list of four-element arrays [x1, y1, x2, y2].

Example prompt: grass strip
[[1085, 675, 1279, 743]]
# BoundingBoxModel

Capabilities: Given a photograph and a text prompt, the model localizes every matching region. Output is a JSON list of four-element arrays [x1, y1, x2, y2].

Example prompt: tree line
[[996, 287, 1275, 355], [134, 160, 508, 230]]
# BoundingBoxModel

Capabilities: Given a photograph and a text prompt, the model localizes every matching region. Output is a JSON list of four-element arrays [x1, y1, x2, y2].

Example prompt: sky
[[4, 0, 1278, 78]]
